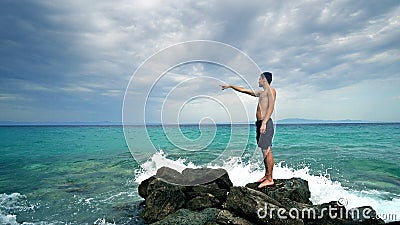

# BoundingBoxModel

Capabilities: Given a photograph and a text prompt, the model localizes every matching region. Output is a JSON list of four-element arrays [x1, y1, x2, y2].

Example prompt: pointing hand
[[220, 85, 230, 90]]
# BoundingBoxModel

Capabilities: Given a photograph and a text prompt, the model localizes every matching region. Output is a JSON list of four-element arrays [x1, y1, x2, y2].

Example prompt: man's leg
[[258, 146, 274, 188], [257, 148, 268, 182], [256, 121, 266, 183]]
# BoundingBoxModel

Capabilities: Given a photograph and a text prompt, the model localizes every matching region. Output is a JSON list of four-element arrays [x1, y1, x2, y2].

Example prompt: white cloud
[[101, 90, 123, 97]]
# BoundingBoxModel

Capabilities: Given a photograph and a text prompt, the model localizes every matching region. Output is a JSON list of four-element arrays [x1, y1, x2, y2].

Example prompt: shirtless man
[[221, 72, 276, 188]]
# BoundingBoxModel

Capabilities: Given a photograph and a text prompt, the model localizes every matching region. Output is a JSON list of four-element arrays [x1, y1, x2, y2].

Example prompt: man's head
[[259, 72, 272, 87]]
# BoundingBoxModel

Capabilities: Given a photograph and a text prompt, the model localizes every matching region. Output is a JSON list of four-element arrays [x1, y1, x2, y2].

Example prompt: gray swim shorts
[[256, 118, 274, 149]]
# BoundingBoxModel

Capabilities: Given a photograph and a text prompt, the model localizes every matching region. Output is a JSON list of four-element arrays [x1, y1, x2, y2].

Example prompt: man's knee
[[262, 146, 272, 155]]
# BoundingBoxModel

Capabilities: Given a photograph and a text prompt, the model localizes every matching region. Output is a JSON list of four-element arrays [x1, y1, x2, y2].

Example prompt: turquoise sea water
[[0, 123, 399, 224]]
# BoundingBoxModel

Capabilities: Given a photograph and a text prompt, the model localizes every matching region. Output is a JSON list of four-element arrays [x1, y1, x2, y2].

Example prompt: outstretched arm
[[220, 85, 257, 97]]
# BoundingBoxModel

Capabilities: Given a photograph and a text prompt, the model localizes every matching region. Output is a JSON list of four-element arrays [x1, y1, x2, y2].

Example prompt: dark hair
[[261, 72, 272, 84]]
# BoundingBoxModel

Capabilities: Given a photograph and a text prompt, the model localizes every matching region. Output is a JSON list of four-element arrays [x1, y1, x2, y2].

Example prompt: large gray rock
[[223, 186, 304, 225], [246, 178, 312, 205], [182, 167, 233, 188], [151, 166, 233, 187], [138, 167, 232, 223], [155, 166, 185, 184]]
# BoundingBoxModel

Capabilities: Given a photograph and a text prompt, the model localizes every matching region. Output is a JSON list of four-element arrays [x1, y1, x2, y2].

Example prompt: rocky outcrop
[[138, 167, 386, 225]]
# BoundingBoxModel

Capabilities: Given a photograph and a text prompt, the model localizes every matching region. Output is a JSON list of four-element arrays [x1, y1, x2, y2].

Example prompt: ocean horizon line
[[1, 119, 399, 126]]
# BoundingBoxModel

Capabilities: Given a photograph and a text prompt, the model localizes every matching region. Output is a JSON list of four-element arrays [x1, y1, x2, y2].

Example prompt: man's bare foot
[[257, 176, 267, 182], [258, 180, 274, 188]]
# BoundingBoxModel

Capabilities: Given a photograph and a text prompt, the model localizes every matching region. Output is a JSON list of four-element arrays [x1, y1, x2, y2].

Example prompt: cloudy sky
[[1, 0, 399, 124]]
